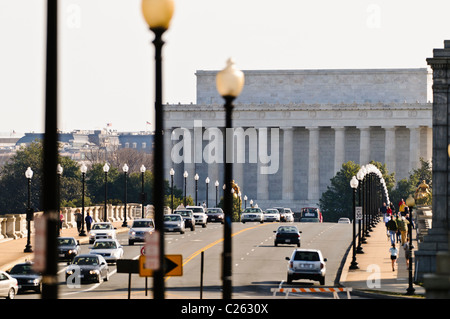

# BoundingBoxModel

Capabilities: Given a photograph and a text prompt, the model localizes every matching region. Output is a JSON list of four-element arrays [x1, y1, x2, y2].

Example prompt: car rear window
[[294, 251, 320, 261]]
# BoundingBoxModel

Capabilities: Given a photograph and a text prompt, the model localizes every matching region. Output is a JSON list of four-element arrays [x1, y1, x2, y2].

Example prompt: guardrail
[[0, 203, 148, 241], [271, 287, 352, 299]]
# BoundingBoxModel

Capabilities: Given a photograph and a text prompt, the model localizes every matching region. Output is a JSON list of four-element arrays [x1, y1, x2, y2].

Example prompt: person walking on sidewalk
[[398, 216, 410, 245], [75, 211, 82, 233], [386, 215, 398, 245], [85, 212, 93, 232], [390, 244, 399, 271], [403, 242, 411, 269]]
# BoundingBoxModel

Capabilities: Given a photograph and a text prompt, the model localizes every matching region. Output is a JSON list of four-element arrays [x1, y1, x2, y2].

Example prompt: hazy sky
[[1, 0, 450, 134]]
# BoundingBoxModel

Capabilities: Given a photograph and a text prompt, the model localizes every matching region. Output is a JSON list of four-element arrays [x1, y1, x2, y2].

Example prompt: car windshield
[[243, 208, 262, 213], [58, 238, 76, 246], [177, 211, 191, 216], [92, 224, 112, 230], [73, 256, 100, 265], [207, 209, 222, 214], [294, 251, 320, 261], [9, 264, 36, 275], [278, 226, 298, 233], [132, 220, 154, 228], [265, 210, 278, 214], [165, 215, 181, 222], [92, 241, 117, 249], [187, 207, 204, 213]]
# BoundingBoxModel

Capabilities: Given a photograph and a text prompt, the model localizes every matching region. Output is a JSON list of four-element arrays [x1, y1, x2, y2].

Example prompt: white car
[[89, 239, 124, 263], [164, 214, 186, 234], [338, 217, 351, 224], [0, 271, 18, 299], [89, 222, 117, 244], [241, 207, 264, 223], [286, 249, 327, 285], [187, 205, 208, 228], [263, 209, 280, 222], [128, 218, 155, 245]]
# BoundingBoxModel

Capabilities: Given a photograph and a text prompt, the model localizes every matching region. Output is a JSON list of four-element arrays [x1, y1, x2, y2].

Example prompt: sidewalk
[[0, 221, 130, 272], [339, 220, 425, 298]]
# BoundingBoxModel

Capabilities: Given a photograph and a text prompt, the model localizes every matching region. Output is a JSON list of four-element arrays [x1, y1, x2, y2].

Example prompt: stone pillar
[[307, 127, 320, 204], [358, 126, 371, 165], [333, 126, 345, 173], [184, 128, 196, 201], [384, 126, 396, 175], [257, 127, 269, 201], [282, 127, 294, 200], [409, 126, 421, 172], [416, 40, 450, 285]]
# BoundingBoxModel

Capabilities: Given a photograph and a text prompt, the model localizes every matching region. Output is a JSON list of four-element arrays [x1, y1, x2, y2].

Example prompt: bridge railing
[[0, 203, 149, 241]]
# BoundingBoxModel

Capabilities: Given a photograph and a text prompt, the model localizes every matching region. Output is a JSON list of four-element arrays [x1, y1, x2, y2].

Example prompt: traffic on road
[[5, 206, 352, 299]]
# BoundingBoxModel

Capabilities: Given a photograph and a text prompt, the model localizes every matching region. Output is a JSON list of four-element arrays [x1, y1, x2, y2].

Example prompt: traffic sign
[[139, 255, 183, 277], [355, 207, 362, 220], [144, 231, 160, 270]]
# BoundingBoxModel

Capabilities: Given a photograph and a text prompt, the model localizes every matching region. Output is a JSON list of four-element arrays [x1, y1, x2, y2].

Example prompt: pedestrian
[[398, 216, 410, 245], [386, 204, 392, 216], [395, 214, 402, 243], [85, 212, 93, 232], [398, 198, 406, 214], [390, 244, 398, 271], [389, 202, 396, 215], [403, 242, 411, 269], [59, 210, 64, 230], [75, 211, 82, 233], [386, 215, 398, 245], [380, 202, 387, 216], [384, 213, 391, 241]]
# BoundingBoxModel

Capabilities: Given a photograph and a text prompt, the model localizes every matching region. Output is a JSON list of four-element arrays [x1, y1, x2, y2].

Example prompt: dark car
[[207, 208, 224, 224], [57, 237, 81, 262], [274, 225, 302, 247], [66, 254, 109, 284], [175, 209, 196, 231], [8, 262, 42, 293]]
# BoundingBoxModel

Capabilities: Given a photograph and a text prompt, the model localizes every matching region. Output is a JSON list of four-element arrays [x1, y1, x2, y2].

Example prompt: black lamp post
[[216, 58, 245, 299], [56, 164, 63, 236], [170, 168, 175, 212], [349, 176, 359, 270], [183, 171, 188, 206], [405, 196, 416, 295], [194, 173, 199, 205], [122, 164, 129, 227], [79, 164, 87, 236], [356, 168, 364, 254], [140, 165, 146, 218], [24, 167, 33, 253], [215, 180, 219, 207], [141, 0, 174, 299], [103, 163, 109, 222], [205, 177, 210, 208]]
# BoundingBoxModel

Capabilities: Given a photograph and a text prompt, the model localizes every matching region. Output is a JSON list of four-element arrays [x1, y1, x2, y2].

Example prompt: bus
[[299, 207, 323, 223]]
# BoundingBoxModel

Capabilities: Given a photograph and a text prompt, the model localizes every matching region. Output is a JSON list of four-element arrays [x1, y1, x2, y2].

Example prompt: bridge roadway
[[11, 221, 352, 299]]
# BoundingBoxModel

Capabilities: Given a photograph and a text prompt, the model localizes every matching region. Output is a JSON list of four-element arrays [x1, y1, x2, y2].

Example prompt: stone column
[[184, 128, 196, 202], [384, 126, 396, 175], [333, 126, 345, 173], [282, 127, 294, 200], [416, 41, 450, 285], [409, 126, 421, 172], [358, 126, 371, 165], [307, 127, 320, 204], [257, 127, 269, 201]]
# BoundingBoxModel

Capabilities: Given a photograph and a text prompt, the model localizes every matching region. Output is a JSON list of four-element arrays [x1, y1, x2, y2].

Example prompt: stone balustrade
[[0, 203, 150, 241]]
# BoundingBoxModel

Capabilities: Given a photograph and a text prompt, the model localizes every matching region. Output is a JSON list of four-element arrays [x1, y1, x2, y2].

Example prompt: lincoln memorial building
[[163, 68, 432, 211]]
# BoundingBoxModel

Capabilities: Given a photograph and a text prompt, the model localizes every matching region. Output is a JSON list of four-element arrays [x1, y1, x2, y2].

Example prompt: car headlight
[[89, 270, 100, 275]]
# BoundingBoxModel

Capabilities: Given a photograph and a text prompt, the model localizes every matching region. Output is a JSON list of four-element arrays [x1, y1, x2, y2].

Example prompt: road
[[15, 221, 353, 299]]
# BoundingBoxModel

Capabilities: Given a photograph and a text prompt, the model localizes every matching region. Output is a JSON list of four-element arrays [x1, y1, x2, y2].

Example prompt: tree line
[[0, 140, 192, 215]]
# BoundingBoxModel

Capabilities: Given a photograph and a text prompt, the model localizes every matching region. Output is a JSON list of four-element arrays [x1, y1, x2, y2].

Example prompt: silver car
[[89, 239, 124, 263], [128, 218, 155, 245], [0, 271, 18, 299], [164, 214, 185, 234], [286, 249, 327, 285]]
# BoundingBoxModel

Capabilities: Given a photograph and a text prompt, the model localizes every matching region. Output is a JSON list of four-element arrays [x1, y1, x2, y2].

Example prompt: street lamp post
[[215, 180, 219, 207], [216, 58, 244, 299], [140, 165, 146, 218], [56, 164, 63, 236], [141, 0, 174, 299], [356, 168, 365, 254], [80, 164, 87, 236], [24, 167, 33, 253], [103, 163, 110, 222], [170, 168, 175, 212], [194, 173, 199, 205], [205, 177, 210, 208], [244, 195, 247, 209], [122, 164, 129, 227], [405, 195, 416, 295], [183, 171, 188, 206], [349, 176, 359, 270]]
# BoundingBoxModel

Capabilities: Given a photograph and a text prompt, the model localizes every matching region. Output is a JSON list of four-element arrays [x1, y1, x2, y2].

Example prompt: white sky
[[1, 0, 450, 134]]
